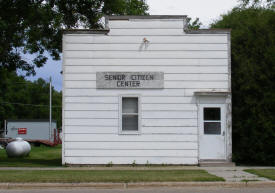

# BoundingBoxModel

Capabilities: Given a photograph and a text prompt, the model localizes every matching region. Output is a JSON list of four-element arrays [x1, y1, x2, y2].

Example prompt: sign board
[[96, 72, 164, 89], [18, 128, 27, 134]]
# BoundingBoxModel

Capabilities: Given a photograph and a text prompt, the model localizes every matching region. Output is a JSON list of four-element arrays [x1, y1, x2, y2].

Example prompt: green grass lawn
[[0, 170, 224, 183], [0, 145, 62, 167], [244, 169, 275, 180], [0, 145, 225, 182]]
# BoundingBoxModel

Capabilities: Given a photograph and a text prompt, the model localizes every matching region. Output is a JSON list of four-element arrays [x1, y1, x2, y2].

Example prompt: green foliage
[[0, 69, 62, 129], [211, 6, 275, 165], [239, 0, 275, 8], [131, 160, 137, 167], [106, 161, 113, 167], [0, 0, 148, 75], [186, 17, 202, 30]]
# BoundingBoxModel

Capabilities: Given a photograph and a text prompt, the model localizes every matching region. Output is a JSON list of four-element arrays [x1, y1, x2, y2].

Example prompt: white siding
[[63, 18, 230, 165], [64, 35, 228, 44]]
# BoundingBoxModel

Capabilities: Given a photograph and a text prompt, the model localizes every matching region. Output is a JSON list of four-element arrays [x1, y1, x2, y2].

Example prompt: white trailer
[[5, 119, 57, 142]]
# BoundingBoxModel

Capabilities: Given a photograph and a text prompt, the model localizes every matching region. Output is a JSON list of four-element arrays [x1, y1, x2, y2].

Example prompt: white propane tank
[[6, 138, 31, 157]]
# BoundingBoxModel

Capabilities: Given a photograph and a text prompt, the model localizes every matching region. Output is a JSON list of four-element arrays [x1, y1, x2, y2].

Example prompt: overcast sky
[[147, 0, 239, 27], [25, 0, 239, 91]]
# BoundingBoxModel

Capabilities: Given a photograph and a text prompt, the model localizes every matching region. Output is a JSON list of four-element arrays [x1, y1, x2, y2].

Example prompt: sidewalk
[[202, 166, 274, 182]]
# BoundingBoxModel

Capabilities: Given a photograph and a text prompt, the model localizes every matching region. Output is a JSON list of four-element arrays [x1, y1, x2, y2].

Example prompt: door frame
[[198, 103, 227, 160]]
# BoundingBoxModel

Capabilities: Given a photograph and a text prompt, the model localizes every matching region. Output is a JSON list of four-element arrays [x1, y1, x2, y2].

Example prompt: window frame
[[199, 104, 225, 136], [203, 107, 222, 135], [119, 95, 141, 135]]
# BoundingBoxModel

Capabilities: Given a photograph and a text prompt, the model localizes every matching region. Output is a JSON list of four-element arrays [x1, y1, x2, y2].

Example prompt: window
[[120, 96, 139, 133], [203, 107, 221, 135]]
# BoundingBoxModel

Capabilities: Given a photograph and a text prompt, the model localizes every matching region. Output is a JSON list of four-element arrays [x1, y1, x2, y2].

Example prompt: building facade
[[62, 15, 232, 165]]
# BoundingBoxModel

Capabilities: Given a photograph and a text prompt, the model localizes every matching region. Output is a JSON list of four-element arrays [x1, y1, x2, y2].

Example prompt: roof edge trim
[[63, 29, 109, 34], [185, 29, 231, 34], [107, 15, 188, 20]]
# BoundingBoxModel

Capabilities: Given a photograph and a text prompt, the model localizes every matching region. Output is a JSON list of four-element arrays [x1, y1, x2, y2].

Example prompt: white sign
[[96, 72, 164, 89]]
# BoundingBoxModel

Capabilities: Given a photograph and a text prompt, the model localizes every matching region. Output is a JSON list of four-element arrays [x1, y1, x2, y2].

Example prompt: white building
[[62, 15, 232, 165]]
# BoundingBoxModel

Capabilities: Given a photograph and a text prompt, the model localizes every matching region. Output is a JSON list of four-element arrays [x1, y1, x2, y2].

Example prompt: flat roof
[[107, 15, 187, 20], [6, 119, 57, 123]]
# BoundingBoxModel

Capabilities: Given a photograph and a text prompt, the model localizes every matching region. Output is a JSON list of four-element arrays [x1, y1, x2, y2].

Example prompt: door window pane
[[204, 122, 221, 134], [203, 107, 222, 135], [122, 98, 138, 113], [204, 108, 220, 120]]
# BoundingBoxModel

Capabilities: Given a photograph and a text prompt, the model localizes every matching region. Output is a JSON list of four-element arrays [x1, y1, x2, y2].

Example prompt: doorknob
[[222, 131, 225, 136]]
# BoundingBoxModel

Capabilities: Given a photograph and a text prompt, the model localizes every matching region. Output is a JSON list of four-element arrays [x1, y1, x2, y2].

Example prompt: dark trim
[[108, 15, 187, 20], [63, 29, 109, 35], [185, 29, 231, 34], [6, 119, 57, 123]]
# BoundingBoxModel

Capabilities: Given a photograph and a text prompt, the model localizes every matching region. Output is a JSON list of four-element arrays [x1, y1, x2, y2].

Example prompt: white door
[[199, 104, 226, 160]]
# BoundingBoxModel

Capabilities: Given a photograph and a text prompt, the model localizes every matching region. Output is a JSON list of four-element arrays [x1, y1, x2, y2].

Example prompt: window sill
[[119, 131, 140, 135]]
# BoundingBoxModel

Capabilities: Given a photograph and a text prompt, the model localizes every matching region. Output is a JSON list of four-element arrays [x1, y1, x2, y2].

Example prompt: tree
[[239, 0, 274, 8], [0, 0, 148, 75], [211, 4, 275, 165], [0, 69, 62, 130], [185, 17, 202, 30]]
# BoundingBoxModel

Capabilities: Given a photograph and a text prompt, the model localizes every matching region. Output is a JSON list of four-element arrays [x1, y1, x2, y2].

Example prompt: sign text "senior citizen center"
[[96, 72, 164, 89]]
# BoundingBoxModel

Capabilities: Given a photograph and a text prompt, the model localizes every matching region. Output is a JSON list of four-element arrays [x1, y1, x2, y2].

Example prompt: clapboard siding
[[64, 88, 228, 97], [109, 20, 185, 29], [64, 50, 227, 59], [64, 110, 196, 119], [65, 88, 186, 96], [65, 134, 197, 142], [64, 43, 228, 51], [64, 103, 196, 111], [144, 104, 197, 111], [64, 35, 228, 44], [143, 127, 197, 134], [65, 141, 197, 149], [64, 157, 198, 165], [64, 126, 197, 134], [65, 96, 195, 104], [65, 103, 118, 111], [65, 118, 197, 127], [65, 126, 118, 134], [142, 96, 195, 104], [65, 118, 118, 126], [108, 28, 185, 35], [65, 58, 228, 66], [65, 111, 118, 119], [65, 66, 228, 73], [65, 149, 197, 157], [65, 73, 228, 81], [142, 119, 197, 127], [63, 17, 230, 165], [165, 74, 228, 81], [64, 80, 228, 89], [143, 111, 197, 119], [65, 96, 118, 103]]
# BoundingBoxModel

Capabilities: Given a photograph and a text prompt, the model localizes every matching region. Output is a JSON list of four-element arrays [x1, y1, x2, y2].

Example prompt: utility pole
[[49, 77, 52, 141]]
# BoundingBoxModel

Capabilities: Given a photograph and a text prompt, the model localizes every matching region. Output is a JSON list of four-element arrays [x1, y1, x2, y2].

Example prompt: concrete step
[[199, 161, 235, 167]]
